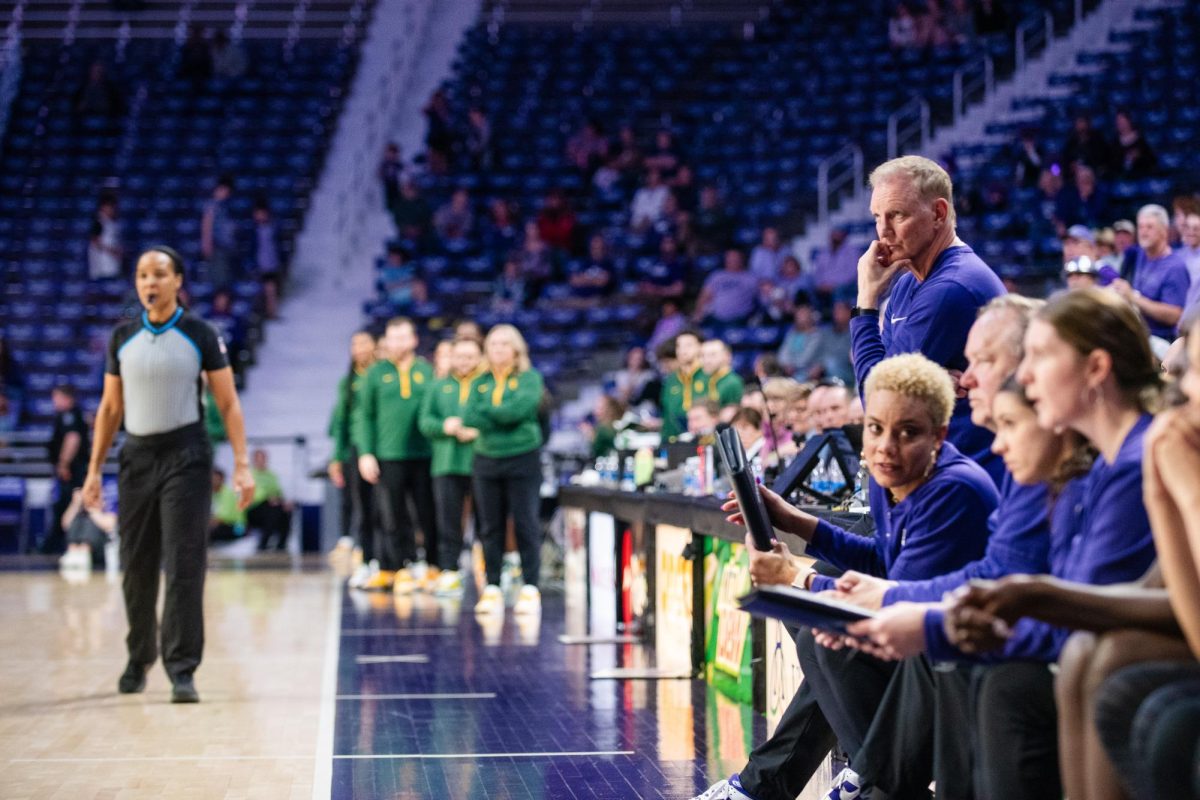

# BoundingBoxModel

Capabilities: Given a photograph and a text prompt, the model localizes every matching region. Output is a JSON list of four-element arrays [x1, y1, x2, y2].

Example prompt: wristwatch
[[850, 306, 880, 318]]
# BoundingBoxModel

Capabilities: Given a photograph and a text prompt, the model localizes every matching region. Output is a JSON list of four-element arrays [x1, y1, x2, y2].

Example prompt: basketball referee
[[82, 247, 254, 704]]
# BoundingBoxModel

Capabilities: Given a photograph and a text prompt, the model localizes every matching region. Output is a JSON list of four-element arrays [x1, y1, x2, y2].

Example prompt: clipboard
[[738, 584, 876, 636], [714, 426, 775, 551]]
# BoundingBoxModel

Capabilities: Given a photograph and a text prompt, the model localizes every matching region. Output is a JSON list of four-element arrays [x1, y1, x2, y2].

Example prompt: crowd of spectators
[[887, 0, 1010, 51]]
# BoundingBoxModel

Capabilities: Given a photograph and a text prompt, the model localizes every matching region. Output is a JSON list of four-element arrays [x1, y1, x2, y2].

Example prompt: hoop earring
[[923, 448, 939, 478]]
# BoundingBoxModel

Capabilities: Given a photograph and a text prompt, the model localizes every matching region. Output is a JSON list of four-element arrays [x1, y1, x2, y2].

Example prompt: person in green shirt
[[659, 330, 707, 441], [246, 449, 292, 551], [418, 336, 487, 597], [462, 324, 545, 616], [327, 330, 378, 588], [353, 317, 439, 593], [700, 337, 745, 420], [209, 467, 245, 542]]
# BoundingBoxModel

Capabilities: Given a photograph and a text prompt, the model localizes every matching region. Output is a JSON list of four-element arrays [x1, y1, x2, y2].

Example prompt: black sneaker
[[170, 674, 200, 704], [118, 662, 147, 694]]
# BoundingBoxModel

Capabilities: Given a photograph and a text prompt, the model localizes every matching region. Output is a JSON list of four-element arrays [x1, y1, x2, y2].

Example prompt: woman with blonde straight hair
[[463, 324, 545, 616]]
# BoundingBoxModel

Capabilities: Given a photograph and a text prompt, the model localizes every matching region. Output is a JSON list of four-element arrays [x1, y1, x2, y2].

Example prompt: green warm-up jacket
[[418, 369, 486, 476], [352, 357, 434, 460], [462, 367, 545, 459]]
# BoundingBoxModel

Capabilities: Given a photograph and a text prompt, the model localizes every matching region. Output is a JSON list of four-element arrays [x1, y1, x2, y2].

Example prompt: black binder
[[714, 427, 776, 551], [738, 584, 876, 636]]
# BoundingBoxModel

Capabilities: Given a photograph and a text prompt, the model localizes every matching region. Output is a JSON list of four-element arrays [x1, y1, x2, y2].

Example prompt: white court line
[[340, 628, 455, 636], [311, 574, 343, 800], [355, 654, 429, 664], [335, 692, 496, 700], [12, 751, 635, 764]]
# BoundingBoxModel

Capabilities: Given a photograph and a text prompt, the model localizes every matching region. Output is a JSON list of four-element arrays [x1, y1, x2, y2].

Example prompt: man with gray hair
[[1111, 204, 1190, 340], [852, 155, 1007, 483]]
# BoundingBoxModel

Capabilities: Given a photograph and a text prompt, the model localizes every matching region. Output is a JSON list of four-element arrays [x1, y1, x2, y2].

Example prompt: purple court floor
[[329, 587, 767, 799]]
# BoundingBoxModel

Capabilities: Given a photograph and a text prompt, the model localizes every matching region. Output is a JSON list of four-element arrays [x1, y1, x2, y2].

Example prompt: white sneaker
[[434, 570, 465, 597], [513, 584, 541, 616], [348, 560, 376, 589], [474, 584, 504, 615], [826, 768, 880, 800], [691, 775, 755, 800]]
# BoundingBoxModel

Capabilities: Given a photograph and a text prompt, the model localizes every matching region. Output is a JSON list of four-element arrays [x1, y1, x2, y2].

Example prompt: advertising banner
[[704, 538, 754, 706]]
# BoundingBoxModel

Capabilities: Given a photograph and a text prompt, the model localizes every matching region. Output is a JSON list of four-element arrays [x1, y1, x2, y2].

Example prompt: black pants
[[473, 449, 541, 587], [796, 628, 897, 758], [343, 446, 376, 562], [740, 628, 838, 800], [1094, 660, 1200, 800], [118, 422, 212, 681], [855, 659, 973, 799], [247, 501, 291, 550], [433, 474, 473, 570], [971, 662, 1060, 800], [375, 458, 437, 571]]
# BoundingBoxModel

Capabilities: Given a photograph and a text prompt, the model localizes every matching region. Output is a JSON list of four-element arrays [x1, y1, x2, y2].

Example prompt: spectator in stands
[[246, 449, 292, 551], [760, 255, 809, 322], [1113, 109, 1156, 177], [612, 124, 642, 182], [646, 297, 688, 356], [536, 189, 577, 253], [974, 0, 1010, 35], [210, 30, 247, 81], [567, 234, 615, 303], [201, 174, 239, 289], [749, 227, 788, 282], [1179, 211, 1200, 285], [434, 188, 475, 248], [694, 249, 759, 326], [591, 155, 624, 207], [73, 61, 122, 120], [1172, 195, 1200, 246], [1094, 227, 1123, 274], [812, 300, 855, 384], [1062, 223, 1097, 265], [179, 25, 213, 86], [380, 243, 428, 311], [1111, 204, 1190, 341], [518, 220, 554, 292], [670, 164, 698, 213], [630, 169, 670, 231], [209, 468, 245, 542], [378, 142, 404, 213], [207, 289, 247, 378], [1062, 113, 1114, 177], [941, 0, 976, 43], [812, 227, 859, 304], [1055, 164, 1109, 230], [853, 155, 1006, 473], [916, 0, 949, 48], [692, 185, 735, 255], [700, 339, 745, 418], [479, 197, 519, 255], [685, 400, 720, 444], [1064, 255, 1103, 290], [44, 386, 89, 555], [492, 256, 529, 313], [392, 177, 433, 246], [59, 488, 116, 569], [888, 2, 920, 49], [88, 194, 123, 280], [753, 353, 787, 383], [612, 346, 655, 406], [778, 303, 824, 379], [566, 118, 609, 175], [1014, 128, 1046, 188], [639, 235, 688, 301], [251, 201, 281, 319], [423, 89, 456, 174], [643, 128, 682, 177], [464, 106, 492, 171]]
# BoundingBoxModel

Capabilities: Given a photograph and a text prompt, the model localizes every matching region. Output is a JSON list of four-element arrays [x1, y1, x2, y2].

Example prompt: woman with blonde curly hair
[[694, 353, 999, 800]]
